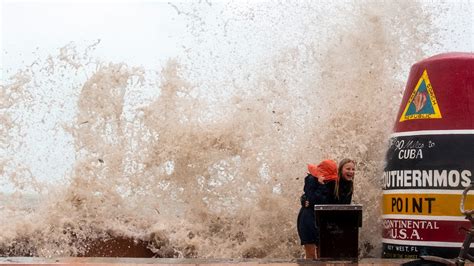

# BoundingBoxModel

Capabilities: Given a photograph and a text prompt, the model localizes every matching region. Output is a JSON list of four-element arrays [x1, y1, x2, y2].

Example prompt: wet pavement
[[0, 257, 471, 265]]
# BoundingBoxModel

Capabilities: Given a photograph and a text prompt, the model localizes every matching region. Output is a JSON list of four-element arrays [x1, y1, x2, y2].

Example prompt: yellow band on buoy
[[382, 193, 474, 216]]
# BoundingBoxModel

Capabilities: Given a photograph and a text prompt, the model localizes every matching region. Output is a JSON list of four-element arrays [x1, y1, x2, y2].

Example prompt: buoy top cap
[[417, 52, 474, 64], [394, 52, 474, 132]]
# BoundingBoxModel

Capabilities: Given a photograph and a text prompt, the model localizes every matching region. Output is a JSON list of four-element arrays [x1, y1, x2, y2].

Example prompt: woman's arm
[[304, 175, 329, 206]]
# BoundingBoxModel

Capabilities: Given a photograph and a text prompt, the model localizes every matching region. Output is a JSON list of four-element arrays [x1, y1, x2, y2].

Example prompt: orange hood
[[308, 160, 338, 182]]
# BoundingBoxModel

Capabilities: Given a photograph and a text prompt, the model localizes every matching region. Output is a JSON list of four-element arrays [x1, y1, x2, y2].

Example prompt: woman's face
[[341, 162, 355, 181]]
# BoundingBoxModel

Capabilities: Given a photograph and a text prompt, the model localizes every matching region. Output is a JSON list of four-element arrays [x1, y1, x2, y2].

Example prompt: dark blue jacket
[[334, 178, 353, 204], [297, 174, 335, 245], [301, 174, 334, 206]]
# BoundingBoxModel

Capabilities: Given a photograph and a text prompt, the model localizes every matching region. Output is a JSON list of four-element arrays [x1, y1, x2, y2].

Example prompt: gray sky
[[2, 0, 473, 77], [1, 0, 187, 78]]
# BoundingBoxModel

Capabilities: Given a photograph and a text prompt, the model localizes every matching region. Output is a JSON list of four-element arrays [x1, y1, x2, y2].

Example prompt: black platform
[[315, 204, 363, 259]]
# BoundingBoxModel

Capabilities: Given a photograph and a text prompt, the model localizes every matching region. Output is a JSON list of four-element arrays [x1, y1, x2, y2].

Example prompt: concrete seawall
[[1, 257, 472, 266]]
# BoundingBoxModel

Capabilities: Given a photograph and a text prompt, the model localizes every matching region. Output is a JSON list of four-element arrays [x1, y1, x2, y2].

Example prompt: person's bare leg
[[304, 244, 316, 259]]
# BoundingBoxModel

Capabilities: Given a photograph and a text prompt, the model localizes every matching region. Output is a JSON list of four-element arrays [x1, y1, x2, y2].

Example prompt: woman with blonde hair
[[332, 158, 355, 204]]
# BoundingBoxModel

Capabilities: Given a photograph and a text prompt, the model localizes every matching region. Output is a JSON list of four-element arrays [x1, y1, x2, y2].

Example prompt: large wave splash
[[1, 1, 439, 258]]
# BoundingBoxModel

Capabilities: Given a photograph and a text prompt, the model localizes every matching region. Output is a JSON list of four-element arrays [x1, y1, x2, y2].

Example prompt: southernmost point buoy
[[382, 53, 474, 259]]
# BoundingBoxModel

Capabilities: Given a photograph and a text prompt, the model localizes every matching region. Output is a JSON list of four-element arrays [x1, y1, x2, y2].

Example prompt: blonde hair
[[334, 158, 355, 199]]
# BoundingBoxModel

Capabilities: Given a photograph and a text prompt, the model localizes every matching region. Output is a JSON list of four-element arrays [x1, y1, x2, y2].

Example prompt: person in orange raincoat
[[296, 159, 339, 260], [297, 159, 356, 259]]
